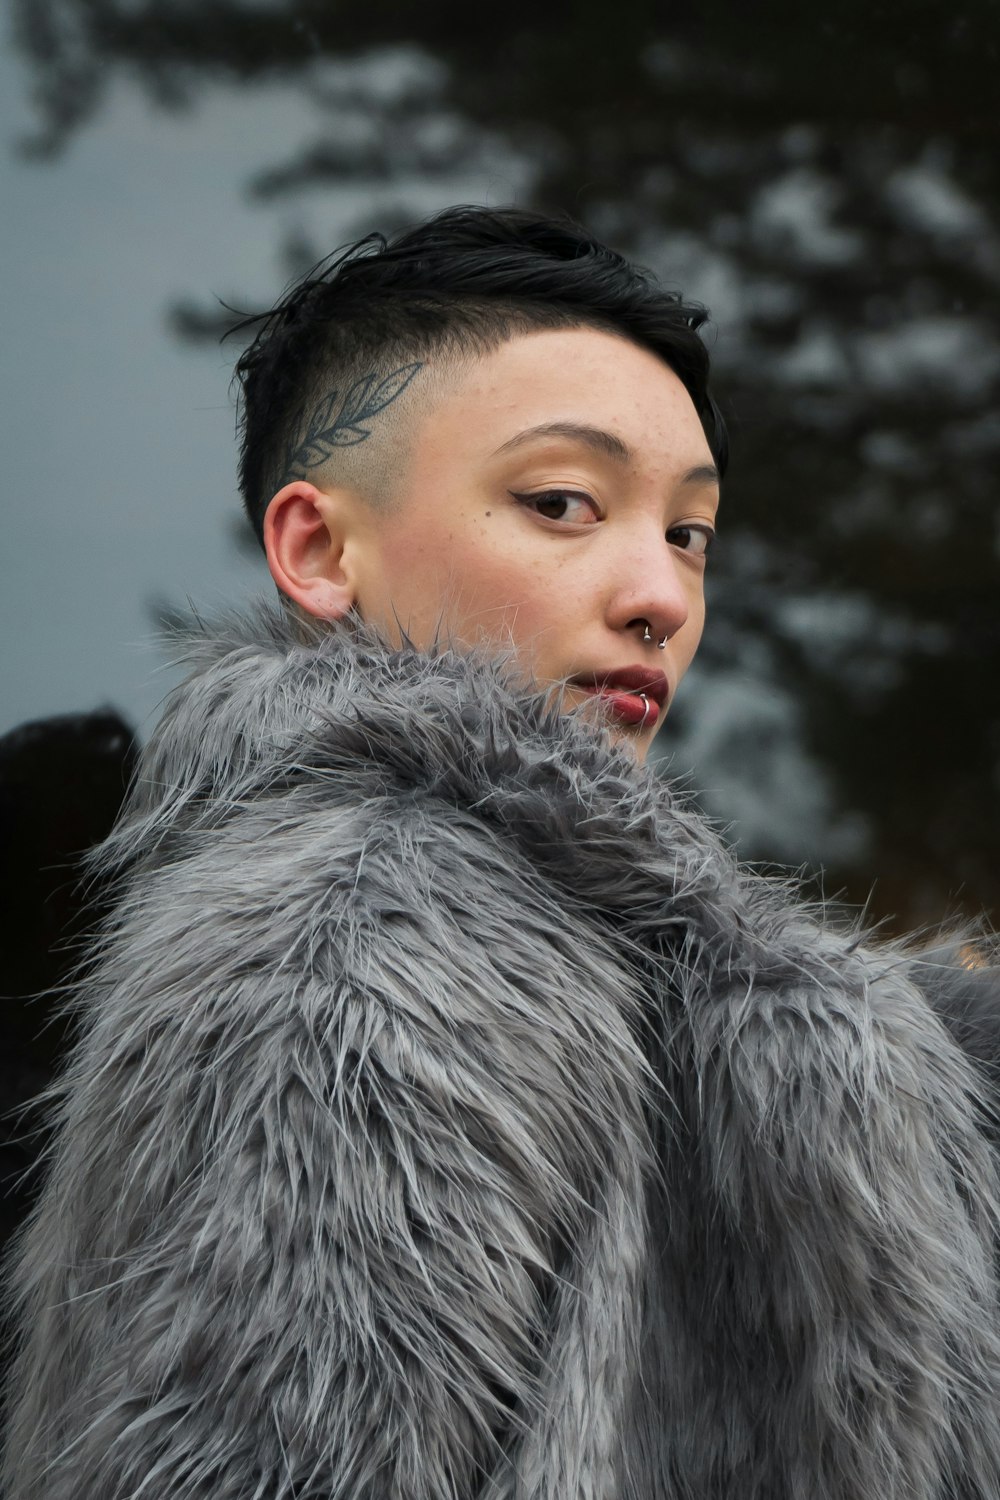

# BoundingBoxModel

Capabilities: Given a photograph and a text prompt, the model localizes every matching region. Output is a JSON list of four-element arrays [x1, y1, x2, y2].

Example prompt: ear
[[263, 480, 359, 620]]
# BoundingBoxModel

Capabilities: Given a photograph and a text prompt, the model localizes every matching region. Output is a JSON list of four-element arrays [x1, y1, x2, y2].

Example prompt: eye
[[510, 489, 600, 524], [667, 523, 715, 558]]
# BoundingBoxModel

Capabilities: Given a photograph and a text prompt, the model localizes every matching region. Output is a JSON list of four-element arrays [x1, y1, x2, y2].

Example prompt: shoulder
[[94, 599, 673, 940], [903, 938, 1000, 1094], [70, 603, 653, 1135]]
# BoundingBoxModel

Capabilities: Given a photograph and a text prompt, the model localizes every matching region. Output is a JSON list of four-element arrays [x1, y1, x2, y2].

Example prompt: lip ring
[[574, 683, 662, 730], [571, 666, 670, 710]]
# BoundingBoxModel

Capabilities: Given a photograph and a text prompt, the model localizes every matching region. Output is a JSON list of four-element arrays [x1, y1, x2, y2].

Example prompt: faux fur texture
[[4, 607, 1000, 1499]]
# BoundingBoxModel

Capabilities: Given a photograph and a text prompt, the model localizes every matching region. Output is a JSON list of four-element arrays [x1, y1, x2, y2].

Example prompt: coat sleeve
[[903, 938, 1000, 1103], [1, 794, 647, 1500], [669, 905, 1000, 1497]]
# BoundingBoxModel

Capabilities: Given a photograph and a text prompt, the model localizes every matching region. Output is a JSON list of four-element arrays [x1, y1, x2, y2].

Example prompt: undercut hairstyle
[[233, 205, 729, 545]]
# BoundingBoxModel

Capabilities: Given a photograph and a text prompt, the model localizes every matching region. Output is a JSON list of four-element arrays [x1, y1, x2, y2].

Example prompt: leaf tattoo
[[282, 362, 424, 478]]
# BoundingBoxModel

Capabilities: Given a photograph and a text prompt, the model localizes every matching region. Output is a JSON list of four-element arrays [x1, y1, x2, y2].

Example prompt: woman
[[4, 206, 1000, 1499]]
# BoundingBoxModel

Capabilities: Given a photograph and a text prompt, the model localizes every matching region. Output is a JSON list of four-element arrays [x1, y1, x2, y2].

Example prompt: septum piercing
[[641, 624, 668, 650]]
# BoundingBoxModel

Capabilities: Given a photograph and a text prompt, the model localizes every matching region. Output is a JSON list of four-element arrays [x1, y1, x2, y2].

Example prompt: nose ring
[[642, 624, 668, 650]]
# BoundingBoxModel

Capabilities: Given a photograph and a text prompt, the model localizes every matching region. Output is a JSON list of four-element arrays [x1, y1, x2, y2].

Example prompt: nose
[[608, 538, 691, 646]]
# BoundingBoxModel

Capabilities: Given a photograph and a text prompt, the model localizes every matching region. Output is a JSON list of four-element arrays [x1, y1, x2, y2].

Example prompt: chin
[[609, 727, 650, 763]]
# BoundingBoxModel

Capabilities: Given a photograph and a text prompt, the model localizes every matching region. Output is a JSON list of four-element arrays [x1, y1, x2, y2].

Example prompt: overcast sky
[[2, 46, 273, 737], [0, 36, 529, 741]]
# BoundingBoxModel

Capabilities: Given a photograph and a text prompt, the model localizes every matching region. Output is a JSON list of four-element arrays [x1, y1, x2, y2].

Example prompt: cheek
[[369, 515, 553, 649], [450, 548, 554, 644], [359, 522, 445, 641], [683, 596, 707, 666]]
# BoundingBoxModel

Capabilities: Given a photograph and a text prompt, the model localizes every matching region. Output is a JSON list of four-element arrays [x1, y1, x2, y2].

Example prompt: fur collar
[[118, 605, 744, 933]]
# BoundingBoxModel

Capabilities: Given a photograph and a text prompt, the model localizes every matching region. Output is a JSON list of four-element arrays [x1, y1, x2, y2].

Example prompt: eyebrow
[[491, 421, 720, 486], [492, 421, 631, 464], [680, 463, 722, 487]]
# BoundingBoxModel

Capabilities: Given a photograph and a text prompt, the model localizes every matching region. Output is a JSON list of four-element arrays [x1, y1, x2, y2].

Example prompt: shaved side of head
[[276, 355, 431, 513]]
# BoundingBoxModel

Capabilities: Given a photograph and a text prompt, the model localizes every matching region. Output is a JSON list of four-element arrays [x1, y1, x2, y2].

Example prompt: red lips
[[571, 667, 670, 729], [572, 667, 669, 705]]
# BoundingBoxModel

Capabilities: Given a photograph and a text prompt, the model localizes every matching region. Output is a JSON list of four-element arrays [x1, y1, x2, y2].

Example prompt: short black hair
[[233, 205, 728, 544]]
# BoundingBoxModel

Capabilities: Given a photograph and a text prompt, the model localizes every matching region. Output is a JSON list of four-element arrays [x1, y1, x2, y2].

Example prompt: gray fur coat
[[4, 607, 1000, 1499]]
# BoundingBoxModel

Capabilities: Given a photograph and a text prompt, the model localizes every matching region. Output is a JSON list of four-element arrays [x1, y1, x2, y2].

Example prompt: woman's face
[[347, 328, 720, 761]]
